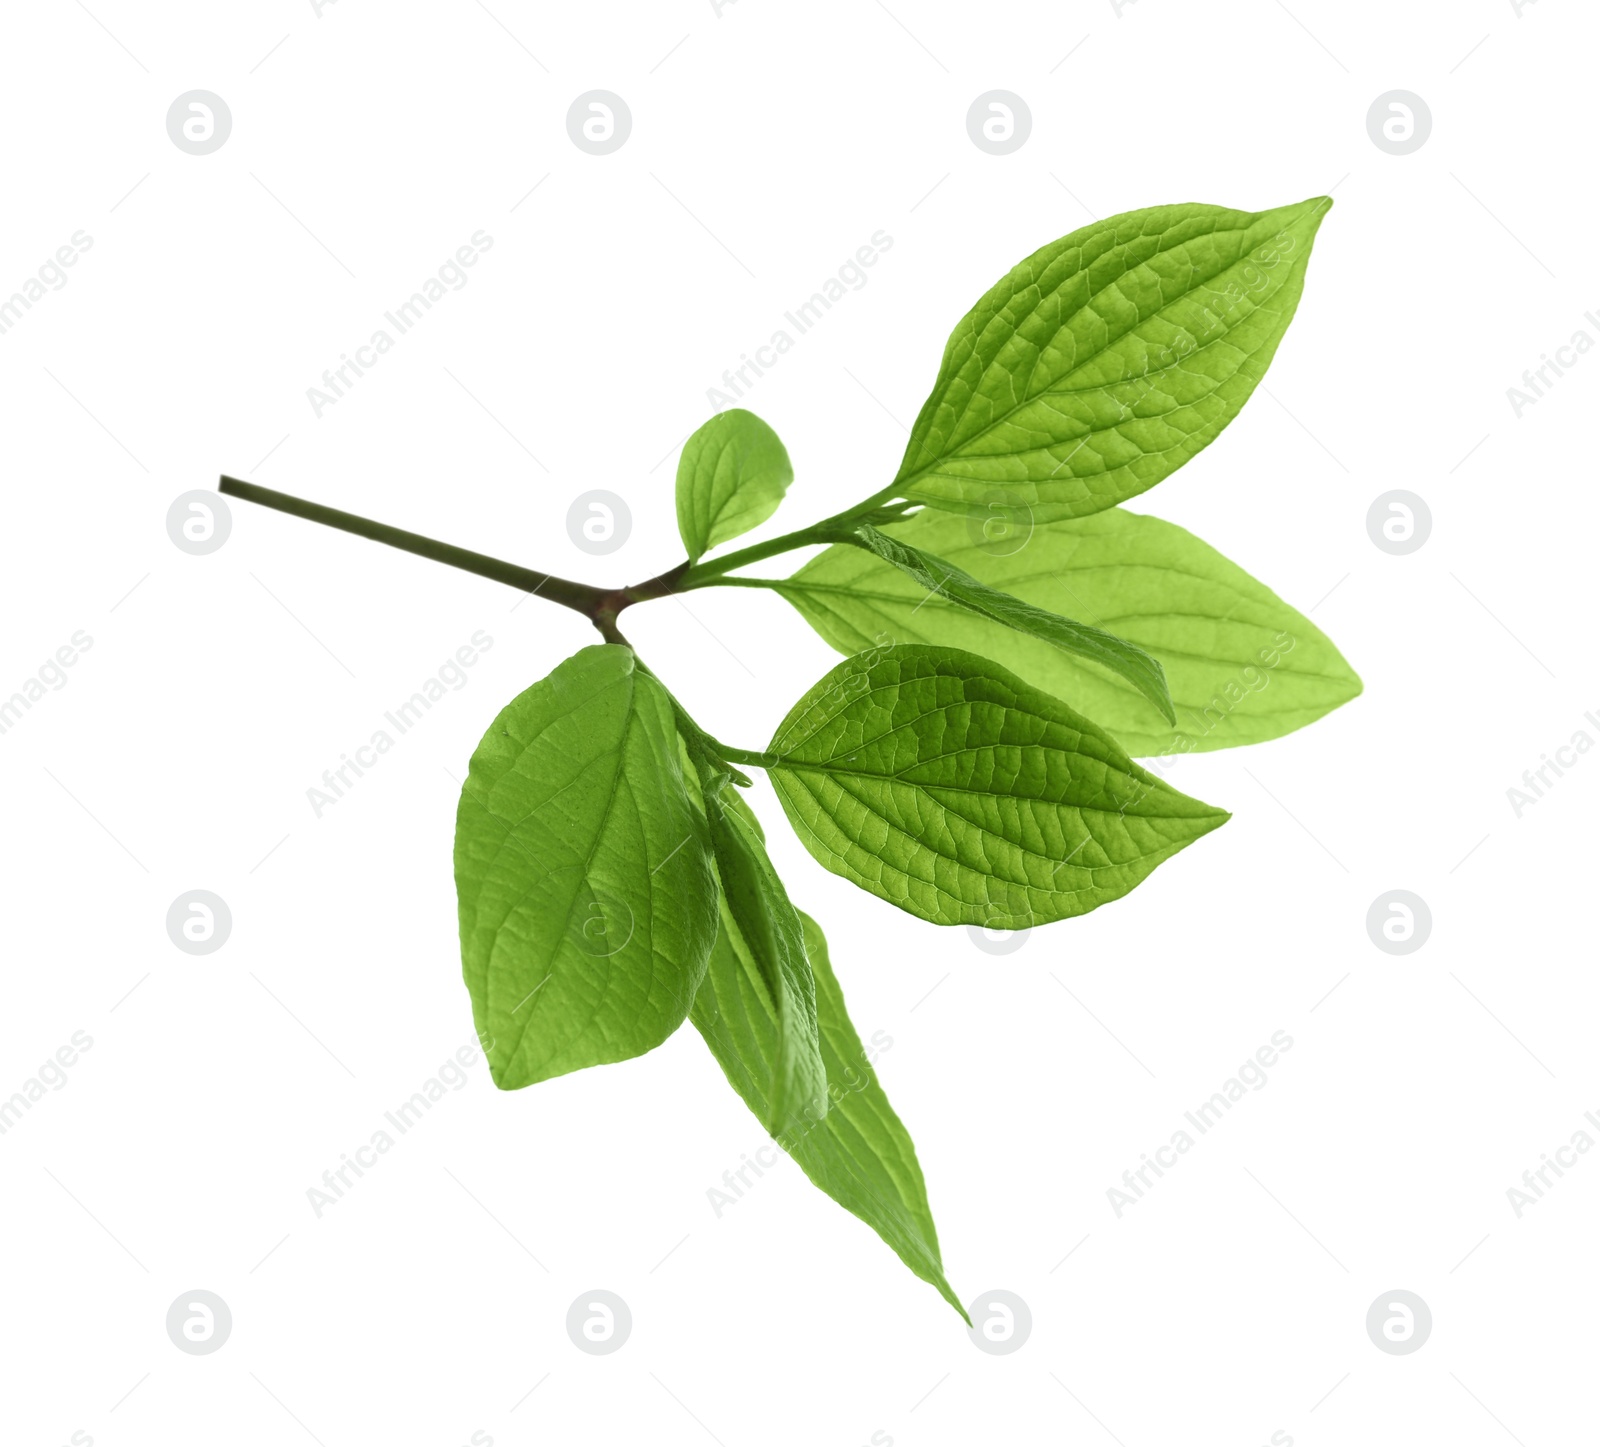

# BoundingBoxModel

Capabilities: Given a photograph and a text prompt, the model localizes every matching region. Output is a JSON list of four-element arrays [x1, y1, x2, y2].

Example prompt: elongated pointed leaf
[[781, 508, 1361, 756], [893, 198, 1330, 521], [840, 522, 1174, 723], [692, 904, 965, 1318], [701, 779, 828, 1134], [763, 645, 1227, 927], [454, 645, 718, 1088], [676, 408, 794, 561]]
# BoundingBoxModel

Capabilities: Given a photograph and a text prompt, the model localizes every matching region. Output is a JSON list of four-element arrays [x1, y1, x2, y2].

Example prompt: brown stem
[[218, 477, 683, 635]]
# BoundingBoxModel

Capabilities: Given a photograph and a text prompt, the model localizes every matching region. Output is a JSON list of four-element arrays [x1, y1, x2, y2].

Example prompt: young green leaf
[[700, 776, 828, 1135], [780, 508, 1361, 757], [760, 644, 1228, 928], [837, 522, 1174, 723], [676, 408, 794, 562], [454, 645, 719, 1088], [692, 904, 965, 1318], [892, 197, 1331, 522]]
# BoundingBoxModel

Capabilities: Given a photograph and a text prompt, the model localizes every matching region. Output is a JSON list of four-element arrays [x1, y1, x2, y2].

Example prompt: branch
[[217, 475, 912, 632], [219, 476, 612, 620]]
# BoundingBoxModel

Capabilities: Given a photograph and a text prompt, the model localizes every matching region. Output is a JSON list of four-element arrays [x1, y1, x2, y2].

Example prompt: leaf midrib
[[780, 767, 1158, 911], [897, 209, 1308, 492], [774, 751, 1196, 817], [773, 682, 1202, 817], [777, 582, 1355, 687], [479, 664, 675, 1077]]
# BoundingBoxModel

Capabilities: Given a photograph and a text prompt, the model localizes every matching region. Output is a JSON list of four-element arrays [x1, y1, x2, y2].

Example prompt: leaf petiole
[[714, 744, 781, 771], [677, 488, 911, 588]]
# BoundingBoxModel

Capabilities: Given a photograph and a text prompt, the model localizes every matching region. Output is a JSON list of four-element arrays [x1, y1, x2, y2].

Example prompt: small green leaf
[[763, 644, 1227, 928], [893, 198, 1331, 522], [692, 903, 966, 1318], [454, 645, 718, 1088], [838, 522, 1174, 723], [700, 776, 828, 1135], [780, 508, 1361, 756], [676, 408, 794, 562]]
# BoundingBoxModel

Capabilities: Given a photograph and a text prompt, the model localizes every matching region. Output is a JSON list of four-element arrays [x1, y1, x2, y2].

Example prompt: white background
[[1, 1, 1594, 1444]]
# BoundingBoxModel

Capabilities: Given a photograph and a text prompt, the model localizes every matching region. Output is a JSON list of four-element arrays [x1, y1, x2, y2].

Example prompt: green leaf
[[761, 644, 1228, 927], [838, 522, 1174, 723], [700, 776, 828, 1135], [691, 903, 966, 1318], [676, 408, 794, 561], [780, 508, 1361, 757], [893, 198, 1331, 522], [454, 645, 719, 1089]]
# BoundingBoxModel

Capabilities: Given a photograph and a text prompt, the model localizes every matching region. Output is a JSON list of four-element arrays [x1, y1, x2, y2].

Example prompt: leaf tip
[[939, 1283, 972, 1326], [1195, 808, 1232, 843], [1299, 194, 1335, 232], [1188, 800, 1233, 837]]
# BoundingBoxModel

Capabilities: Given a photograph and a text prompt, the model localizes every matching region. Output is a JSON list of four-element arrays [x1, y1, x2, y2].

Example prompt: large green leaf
[[454, 645, 718, 1088], [761, 645, 1227, 927], [700, 777, 828, 1135], [691, 905, 965, 1318], [676, 408, 794, 562], [892, 198, 1330, 522], [780, 508, 1362, 757], [838, 522, 1173, 723]]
